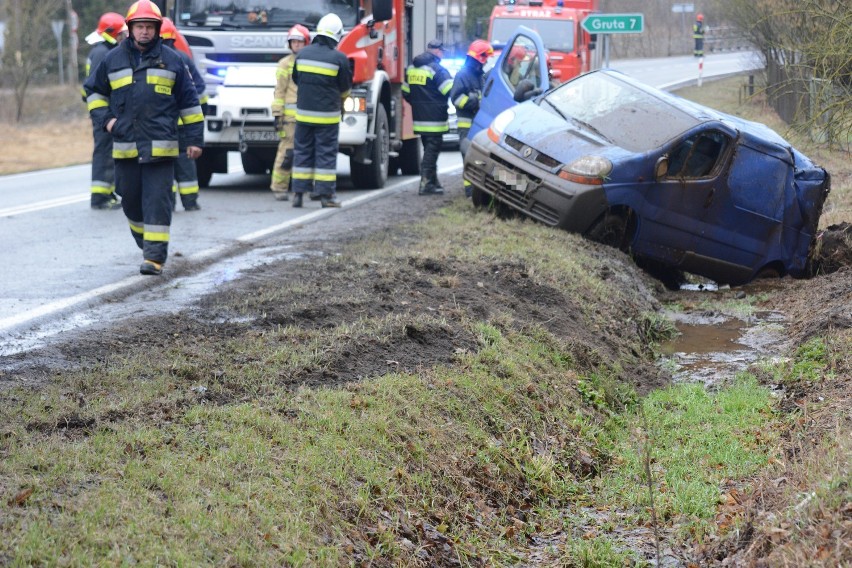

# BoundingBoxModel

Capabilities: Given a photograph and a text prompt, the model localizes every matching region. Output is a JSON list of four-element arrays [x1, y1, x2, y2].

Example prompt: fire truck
[[152, 0, 434, 189], [488, 0, 598, 83]]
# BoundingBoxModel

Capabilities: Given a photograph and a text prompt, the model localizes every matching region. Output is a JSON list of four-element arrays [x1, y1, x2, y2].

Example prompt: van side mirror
[[655, 156, 669, 180]]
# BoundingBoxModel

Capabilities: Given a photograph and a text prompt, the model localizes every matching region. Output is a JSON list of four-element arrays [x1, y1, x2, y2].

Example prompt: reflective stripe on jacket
[[292, 37, 352, 125], [402, 51, 453, 134], [83, 38, 204, 162], [450, 58, 485, 127], [272, 53, 298, 118]]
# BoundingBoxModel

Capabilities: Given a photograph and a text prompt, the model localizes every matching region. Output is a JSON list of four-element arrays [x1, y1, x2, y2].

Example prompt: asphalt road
[[0, 52, 762, 354]]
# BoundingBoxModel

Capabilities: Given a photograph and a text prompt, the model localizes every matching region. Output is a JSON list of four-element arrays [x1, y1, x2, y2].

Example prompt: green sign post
[[582, 13, 644, 69], [581, 13, 644, 34]]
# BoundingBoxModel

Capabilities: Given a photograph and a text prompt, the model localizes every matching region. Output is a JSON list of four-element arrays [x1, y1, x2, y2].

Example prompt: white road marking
[[0, 163, 464, 334], [0, 194, 89, 218]]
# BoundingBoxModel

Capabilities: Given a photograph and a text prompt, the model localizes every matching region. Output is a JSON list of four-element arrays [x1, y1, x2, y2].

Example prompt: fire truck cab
[[488, 0, 598, 84]]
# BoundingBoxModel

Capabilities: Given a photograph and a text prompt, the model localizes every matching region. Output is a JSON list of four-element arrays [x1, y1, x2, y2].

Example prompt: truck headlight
[[343, 95, 366, 113]]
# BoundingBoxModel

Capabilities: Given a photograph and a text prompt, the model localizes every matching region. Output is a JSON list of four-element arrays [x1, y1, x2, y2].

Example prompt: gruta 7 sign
[[581, 13, 644, 34]]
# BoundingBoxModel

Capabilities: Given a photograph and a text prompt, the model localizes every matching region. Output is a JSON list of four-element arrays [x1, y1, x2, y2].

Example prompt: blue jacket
[[84, 37, 204, 162], [402, 51, 453, 134], [450, 57, 485, 128]]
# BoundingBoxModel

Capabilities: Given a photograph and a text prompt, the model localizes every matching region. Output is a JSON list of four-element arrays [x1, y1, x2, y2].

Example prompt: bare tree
[[2, 0, 65, 121], [720, 0, 850, 147]]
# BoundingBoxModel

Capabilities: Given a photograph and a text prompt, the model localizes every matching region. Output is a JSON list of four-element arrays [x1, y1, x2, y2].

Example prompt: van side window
[[667, 131, 728, 179], [501, 35, 539, 91]]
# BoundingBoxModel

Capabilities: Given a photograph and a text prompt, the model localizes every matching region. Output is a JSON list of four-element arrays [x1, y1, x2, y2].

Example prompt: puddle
[[660, 310, 787, 387]]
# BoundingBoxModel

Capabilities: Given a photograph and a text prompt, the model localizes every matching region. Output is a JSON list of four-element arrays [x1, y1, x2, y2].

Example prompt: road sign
[[581, 13, 644, 34], [672, 3, 694, 13]]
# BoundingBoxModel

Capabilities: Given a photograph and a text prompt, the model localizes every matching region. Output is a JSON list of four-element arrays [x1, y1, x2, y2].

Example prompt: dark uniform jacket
[[86, 41, 114, 77], [292, 36, 353, 125], [84, 37, 204, 162], [81, 40, 117, 102], [402, 51, 453, 134], [450, 58, 486, 128]]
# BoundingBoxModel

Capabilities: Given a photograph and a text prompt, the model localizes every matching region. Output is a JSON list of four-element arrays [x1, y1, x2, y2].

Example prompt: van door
[[469, 26, 550, 141]]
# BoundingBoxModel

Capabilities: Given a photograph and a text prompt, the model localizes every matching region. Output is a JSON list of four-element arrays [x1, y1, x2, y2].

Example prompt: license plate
[[243, 130, 278, 142], [492, 165, 527, 191]]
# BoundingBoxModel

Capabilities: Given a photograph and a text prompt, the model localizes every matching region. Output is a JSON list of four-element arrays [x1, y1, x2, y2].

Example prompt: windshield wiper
[[569, 116, 611, 143], [542, 98, 568, 121]]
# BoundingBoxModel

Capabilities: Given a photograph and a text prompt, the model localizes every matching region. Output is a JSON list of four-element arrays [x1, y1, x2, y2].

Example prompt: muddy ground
[[1, 167, 850, 565]]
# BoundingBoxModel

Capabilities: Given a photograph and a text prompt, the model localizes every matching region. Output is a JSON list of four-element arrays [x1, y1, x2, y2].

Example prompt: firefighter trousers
[[458, 126, 473, 196], [419, 133, 444, 192], [271, 119, 296, 194], [292, 122, 339, 198], [115, 159, 175, 265], [173, 153, 199, 209], [90, 125, 116, 206]]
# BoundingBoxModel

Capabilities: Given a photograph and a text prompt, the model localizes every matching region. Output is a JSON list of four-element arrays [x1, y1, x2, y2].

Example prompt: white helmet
[[316, 13, 344, 43]]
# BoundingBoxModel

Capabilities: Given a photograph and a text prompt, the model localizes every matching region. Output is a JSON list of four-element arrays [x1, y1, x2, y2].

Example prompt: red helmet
[[467, 39, 494, 65], [160, 17, 193, 57], [126, 0, 163, 25], [507, 45, 526, 64], [96, 12, 127, 43], [287, 24, 310, 45], [696, 13, 704, 21], [160, 17, 177, 40]]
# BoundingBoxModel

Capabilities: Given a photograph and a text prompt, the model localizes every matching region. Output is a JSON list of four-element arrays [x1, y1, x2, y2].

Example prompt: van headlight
[[487, 109, 515, 143], [558, 156, 612, 185]]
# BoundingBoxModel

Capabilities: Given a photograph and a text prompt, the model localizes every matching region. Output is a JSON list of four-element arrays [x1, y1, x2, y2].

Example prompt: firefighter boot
[[321, 195, 342, 208], [140, 260, 163, 276], [182, 194, 201, 211], [92, 193, 122, 210], [292, 192, 304, 208], [431, 170, 444, 191]]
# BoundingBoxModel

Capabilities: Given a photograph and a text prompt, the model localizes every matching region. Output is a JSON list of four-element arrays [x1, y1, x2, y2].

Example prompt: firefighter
[[291, 13, 352, 208], [693, 13, 705, 57], [402, 38, 453, 195], [83, 12, 127, 210], [450, 39, 493, 197], [84, 0, 204, 276], [270, 24, 310, 201], [161, 17, 206, 211]]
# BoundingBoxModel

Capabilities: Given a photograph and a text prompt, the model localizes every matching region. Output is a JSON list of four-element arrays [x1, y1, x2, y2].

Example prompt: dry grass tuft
[[0, 85, 92, 174]]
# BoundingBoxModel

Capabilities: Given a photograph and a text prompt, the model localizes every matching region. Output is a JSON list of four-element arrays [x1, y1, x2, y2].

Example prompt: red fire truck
[[487, 0, 598, 83]]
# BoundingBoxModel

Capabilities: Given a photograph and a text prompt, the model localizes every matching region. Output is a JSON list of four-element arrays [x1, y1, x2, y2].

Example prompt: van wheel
[[351, 105, 389, 189], [585, 211, 631, 252]]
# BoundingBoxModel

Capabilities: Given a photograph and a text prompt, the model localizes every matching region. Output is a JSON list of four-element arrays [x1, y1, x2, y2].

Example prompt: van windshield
[[173, 0, 360, 30], [491, 18, 575, 52], [543, 71, 698, 151]]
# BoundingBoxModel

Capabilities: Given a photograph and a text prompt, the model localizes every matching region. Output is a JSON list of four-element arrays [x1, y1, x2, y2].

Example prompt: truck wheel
[[398, 137, 421, 175], [241, 151, 269, 175], [350, 105, 389, 189]]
